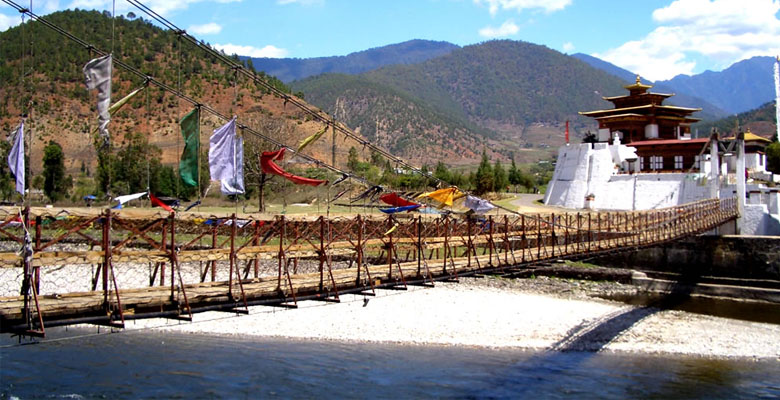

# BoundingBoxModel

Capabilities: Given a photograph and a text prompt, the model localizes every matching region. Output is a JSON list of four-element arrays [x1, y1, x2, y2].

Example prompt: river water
[[1, 328, 778, 399]]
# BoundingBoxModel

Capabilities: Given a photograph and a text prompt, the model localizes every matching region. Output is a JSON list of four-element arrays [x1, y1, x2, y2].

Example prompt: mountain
[[571, 53, 728, 120], [293, 40, 646, 163], [244, 40, 459, 83], [655, 56, 776, 114], [694, 101, 778, 139]]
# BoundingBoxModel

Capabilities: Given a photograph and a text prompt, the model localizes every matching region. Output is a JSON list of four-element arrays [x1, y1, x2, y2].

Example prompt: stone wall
[[595, 235, 780, 280]]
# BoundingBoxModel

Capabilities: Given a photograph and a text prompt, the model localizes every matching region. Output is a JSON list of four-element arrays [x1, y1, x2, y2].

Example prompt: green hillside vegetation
[[293, 40, 634, 164], [0, 10, 310, 204], [293, 73, 491, 155], [694, 101, 778, 138]]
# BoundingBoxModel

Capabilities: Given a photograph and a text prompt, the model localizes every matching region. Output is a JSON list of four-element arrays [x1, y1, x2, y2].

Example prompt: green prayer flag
[[179, 107, 200, 187]]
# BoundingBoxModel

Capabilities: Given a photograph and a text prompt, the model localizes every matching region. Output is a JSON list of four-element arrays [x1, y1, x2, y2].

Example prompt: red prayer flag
[[149, 193, 174, 213], [379, 193, 419, 207], [260, 148, 328, 186]]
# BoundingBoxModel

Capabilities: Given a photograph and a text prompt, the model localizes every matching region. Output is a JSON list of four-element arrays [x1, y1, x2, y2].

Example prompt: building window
[[651, 156, 663, 170], [694, 155, 700, 170], [674, 155, 683, 169], [639, 156, 644, 171]]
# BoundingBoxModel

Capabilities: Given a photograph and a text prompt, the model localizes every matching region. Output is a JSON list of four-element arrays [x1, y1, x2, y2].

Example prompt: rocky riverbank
[[121, 275, 780, 360]]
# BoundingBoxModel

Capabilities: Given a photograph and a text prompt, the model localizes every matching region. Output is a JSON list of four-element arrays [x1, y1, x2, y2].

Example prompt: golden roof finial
[[636, 75, 641, 84]]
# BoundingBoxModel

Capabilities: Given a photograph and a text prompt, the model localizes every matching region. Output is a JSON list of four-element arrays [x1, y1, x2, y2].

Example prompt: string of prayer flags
[[83, 54, 112, 147], [179, 107, 200, 187], [260, 148, 328, 186]]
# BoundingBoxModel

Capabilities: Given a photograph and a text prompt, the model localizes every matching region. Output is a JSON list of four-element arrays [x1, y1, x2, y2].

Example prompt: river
[[1, 328, 778, 399]]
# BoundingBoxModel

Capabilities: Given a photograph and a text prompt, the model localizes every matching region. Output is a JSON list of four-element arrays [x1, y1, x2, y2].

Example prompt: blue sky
[[1, 0, 779, 81]]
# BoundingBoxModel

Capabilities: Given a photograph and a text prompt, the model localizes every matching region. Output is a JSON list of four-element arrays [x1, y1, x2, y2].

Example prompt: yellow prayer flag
[[418, 187, 463, 207], [297, 125, 329, 153]]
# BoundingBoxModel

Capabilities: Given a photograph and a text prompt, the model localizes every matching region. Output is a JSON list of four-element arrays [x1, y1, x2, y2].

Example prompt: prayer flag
[[114, 191, 147, 205], [379, 193, 419, 207], [418, 187, 463, 207], [179, 107, 200, 187], [464, 195, 496, 214], [208, 117, 245, 195], [379, 204, 421, 214], [149, 193, 174, 213], [109, 85, 145, 115], [7, 122, 24, 195], [297, 124, 328, 153], [260, 148, 327, 186], [83, 54, 112, 146]]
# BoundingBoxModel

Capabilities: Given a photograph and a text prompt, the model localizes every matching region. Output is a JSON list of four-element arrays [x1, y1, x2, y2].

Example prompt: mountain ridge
[[244, 39, 459, 83]]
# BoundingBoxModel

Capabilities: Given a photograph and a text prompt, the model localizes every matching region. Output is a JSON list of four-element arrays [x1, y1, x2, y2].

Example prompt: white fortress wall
[[544, 144, 591, 209]]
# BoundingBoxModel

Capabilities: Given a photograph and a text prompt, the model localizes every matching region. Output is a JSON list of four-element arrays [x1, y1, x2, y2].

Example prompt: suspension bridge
[[0, 198, 737, 337], [0, 2, 743, 337]]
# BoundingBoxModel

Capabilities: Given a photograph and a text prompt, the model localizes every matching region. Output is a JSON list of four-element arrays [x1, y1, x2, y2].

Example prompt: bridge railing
[[0, 198, 737, 334]]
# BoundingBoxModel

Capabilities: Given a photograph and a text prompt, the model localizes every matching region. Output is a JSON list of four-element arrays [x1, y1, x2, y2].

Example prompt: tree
[[474, 150, 493, 195], [493, 160, 508, 192], [0, 140, 15, 200], [347, 146, 359, 171], [767, 142, 780, 175], [42, 141, 67, 202]]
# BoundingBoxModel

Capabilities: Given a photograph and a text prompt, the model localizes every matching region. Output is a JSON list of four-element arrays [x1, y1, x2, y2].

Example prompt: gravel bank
[[123, 276, 780, 359]]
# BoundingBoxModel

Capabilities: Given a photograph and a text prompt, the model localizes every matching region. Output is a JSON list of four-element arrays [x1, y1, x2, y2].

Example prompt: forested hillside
[[0, 10, 362, 201], [694, 101, 778, 139], [293, 40, 641, 162]]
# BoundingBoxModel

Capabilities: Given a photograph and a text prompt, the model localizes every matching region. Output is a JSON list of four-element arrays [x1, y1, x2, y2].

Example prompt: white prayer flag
[[464, 195, 496, 214], [7, 122, 24, 196], [114, 191, 147, 205], [83, 54, 112, 146], [209, 117, 245, 195]]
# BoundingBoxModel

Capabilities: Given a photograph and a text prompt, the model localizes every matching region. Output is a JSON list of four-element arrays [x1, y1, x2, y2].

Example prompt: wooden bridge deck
[[0, 198, 737, 336]]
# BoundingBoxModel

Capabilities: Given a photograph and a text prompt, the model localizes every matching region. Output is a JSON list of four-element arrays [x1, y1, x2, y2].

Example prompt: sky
[[1, 0, 779, 81]]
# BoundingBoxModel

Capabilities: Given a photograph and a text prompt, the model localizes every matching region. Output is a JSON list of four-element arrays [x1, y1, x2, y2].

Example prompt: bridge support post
[[710, 133, 720, 200], [735, 132, 746, 234]]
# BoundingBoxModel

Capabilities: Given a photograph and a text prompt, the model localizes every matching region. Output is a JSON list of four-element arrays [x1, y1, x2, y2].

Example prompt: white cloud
[[277, 0, 323, 5], [478, 19, 519, 37], [189, 22, 221, 35], [0, 13, 18, 32], [594, 0, 780, 81], [214, 43, 289, 58], [562, 42, 574, 53], [473, 0, 571, 16]]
